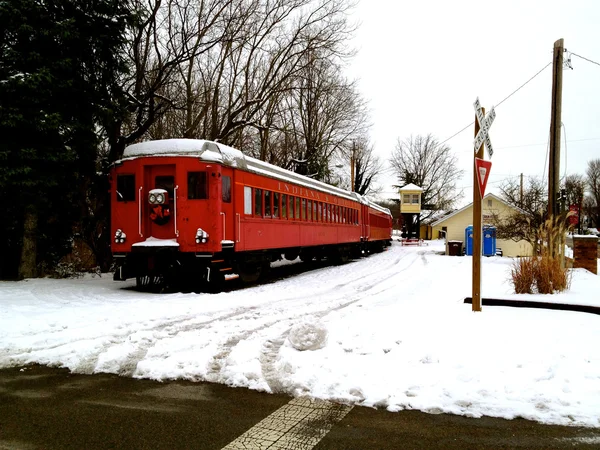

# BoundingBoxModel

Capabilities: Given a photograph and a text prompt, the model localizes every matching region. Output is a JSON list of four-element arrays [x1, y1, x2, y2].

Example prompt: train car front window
[[187, 172, 207, 199], [116, 174, 135, 202], [155, 176, 175, 200]]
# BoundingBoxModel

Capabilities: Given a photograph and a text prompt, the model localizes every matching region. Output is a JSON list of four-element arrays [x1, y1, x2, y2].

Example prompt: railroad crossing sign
[[473, 97, 495, 158], [475, 157, 492, 197]]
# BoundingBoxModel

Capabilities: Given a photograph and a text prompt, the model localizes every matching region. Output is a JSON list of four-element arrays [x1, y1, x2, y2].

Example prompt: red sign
[[569, 205, 579, 225], [475, 158, 492, 197]]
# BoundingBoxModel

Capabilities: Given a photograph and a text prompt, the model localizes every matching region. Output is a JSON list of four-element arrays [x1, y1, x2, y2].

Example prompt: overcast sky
[[347, 0, 600, 204]]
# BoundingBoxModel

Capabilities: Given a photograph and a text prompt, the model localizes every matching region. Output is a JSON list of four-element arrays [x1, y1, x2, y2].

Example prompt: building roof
[[399, 183, 423, 192], [430, 193, 519, 227]]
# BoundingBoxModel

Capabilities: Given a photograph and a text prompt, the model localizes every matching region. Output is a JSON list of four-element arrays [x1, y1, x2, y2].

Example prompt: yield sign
[[475, 158, 492, 197]]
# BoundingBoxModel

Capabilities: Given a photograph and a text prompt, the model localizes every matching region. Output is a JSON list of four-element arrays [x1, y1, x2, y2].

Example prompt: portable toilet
[[483, 225, 497, 256], [465, 225, 473, 256]]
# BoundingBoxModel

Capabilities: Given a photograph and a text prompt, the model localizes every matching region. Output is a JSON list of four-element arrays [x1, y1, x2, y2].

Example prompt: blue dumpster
[[465, 225, 497, 256]]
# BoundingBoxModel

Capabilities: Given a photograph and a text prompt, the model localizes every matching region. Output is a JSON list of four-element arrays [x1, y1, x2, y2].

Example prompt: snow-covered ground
[[1, 240, 599, 428]]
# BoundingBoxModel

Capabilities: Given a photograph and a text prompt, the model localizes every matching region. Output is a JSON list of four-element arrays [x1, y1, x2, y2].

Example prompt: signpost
[[472, 98, 494, 312]]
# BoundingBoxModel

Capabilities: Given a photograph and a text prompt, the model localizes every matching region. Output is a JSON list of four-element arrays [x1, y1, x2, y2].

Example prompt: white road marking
[[222, 397, 353, 449]]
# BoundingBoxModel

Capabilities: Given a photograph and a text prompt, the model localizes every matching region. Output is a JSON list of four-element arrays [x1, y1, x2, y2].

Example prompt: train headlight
[[148, 189, 167, 204], [195, 228, 209, 244], [114, 229, 127, 244]]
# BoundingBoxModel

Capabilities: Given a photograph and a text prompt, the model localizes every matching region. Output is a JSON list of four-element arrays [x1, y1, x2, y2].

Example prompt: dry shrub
[[510, 256, 571, 294], [510, 211, 574, 294], [511, 257, 535, 294], [537, 254, 570, 293]]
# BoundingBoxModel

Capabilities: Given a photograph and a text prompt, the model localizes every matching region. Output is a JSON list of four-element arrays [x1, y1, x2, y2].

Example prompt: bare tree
[[390, 134, 463, 218], [135, 0, 361, 182], [586, 158, 600, 228], [493, 176, 547, 248]]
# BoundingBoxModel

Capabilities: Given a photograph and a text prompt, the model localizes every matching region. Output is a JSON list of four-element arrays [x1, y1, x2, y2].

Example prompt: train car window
[[317, 203, 322, 222], [222, 176, 231, 203], [254, 188, 263, 216], [116, 174, 135, 202], [244, 186, 252, 214], [286, 195, 292, 219], [295, 197, 300, 219], [187, 172, 207, 199], [156, 176, 175, 199], [265, 191, 272, 217], [301, 198, 306, 220], [281, 194, 287, 219], [273, 192, 280, 218], [309, 200, 314, 221]]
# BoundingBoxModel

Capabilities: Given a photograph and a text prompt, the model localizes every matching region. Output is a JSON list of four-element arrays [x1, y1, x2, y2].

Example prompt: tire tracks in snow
[[206, 248, 422, 393], [1, 245, 422, 385]]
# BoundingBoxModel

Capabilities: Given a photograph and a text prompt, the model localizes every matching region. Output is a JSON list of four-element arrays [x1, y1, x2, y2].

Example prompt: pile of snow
[[287, 318, 328, 351]]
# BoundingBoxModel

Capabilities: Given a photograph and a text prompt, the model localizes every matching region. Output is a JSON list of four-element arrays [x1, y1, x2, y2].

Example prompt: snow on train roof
[[122, 139, 391, 215], [123, 139, 245, 166]]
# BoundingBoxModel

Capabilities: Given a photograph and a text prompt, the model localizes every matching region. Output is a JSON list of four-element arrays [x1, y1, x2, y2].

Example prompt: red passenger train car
[[110, 139, 392, 289]]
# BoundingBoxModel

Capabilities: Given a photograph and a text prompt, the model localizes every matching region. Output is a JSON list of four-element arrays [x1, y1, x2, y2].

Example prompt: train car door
[[144, 164, 177, 240], [221, 167, 235, 247], [361, 203, 370, 241]]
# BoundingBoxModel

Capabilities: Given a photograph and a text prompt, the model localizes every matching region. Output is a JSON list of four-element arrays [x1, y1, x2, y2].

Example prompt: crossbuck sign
[[473, 97, 495, 158]]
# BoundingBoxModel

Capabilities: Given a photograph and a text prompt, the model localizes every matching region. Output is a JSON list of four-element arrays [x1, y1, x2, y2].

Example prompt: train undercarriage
[[113, 240, 390, 292]]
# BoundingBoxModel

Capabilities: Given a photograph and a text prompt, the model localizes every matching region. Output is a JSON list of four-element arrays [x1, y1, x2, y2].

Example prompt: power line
[[439, 61, 552, 146], [495, 62, 553, 108], [493, 137, 600, 150], [570, 51, 600, 68]]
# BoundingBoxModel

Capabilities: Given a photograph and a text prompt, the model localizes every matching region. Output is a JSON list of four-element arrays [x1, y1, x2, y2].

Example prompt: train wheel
[[299, 250, 313, 262], [284, 249, 300, 261], [238, 263, 262, 283]]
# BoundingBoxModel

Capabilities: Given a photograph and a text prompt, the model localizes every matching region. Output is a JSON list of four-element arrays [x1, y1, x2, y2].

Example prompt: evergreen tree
[[0, 0, 133, 278]]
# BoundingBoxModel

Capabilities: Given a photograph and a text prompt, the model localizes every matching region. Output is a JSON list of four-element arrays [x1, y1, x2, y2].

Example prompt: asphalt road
[[1, 366, 599, 449]]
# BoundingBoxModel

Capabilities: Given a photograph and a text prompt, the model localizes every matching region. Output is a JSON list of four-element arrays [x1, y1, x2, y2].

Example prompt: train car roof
[[121, 138, 391, 215]]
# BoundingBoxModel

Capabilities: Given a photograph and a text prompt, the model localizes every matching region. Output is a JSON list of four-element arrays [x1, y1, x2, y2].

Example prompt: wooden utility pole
[[548, 38, 564, 221], [472, 108, 484, 312], [350, 141, 356, 192], [520, 173, 524, 208]]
